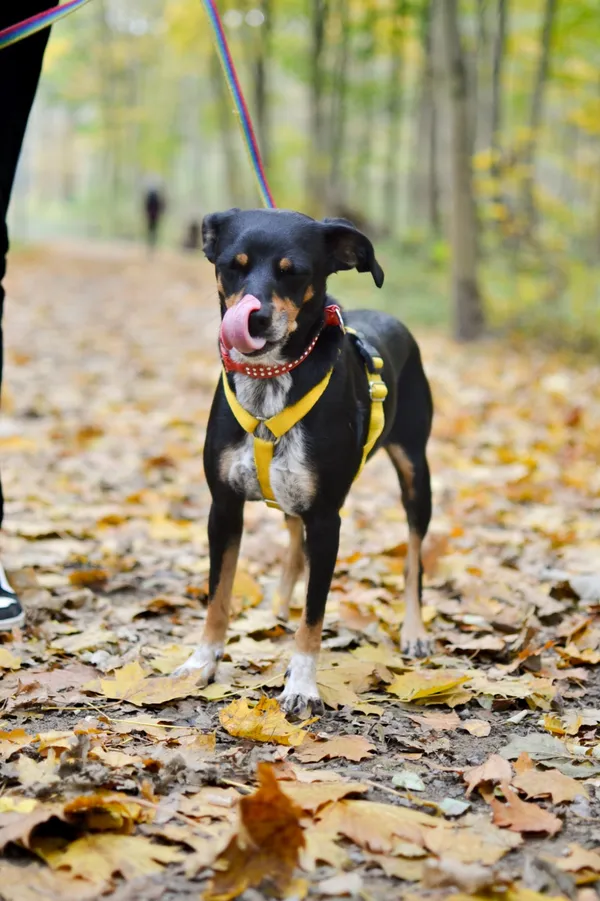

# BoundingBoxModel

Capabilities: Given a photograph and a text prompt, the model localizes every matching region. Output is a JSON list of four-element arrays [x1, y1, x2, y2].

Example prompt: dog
[[175, 208, 433, 715]]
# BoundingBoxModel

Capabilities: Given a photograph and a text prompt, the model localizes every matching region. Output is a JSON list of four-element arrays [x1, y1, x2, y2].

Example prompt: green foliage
[[15, 0, 599, 344]]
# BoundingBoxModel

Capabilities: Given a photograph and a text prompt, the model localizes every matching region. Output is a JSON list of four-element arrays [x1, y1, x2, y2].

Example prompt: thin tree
[[306, 0, 329, 216], [440, 0, 485, 341], [383, 0, 405, 235], [253, 0, 272, 171], [327, 0, 350, 210], [522, 0, 558, 229]]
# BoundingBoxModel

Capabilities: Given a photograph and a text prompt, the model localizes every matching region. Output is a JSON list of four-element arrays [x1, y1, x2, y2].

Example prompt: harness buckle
[[369, 380, 388, 401]]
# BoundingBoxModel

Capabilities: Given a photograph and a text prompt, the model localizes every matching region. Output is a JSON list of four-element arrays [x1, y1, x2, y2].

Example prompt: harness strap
[[222, 369, 334, 508], [221, 345, 387, 509]]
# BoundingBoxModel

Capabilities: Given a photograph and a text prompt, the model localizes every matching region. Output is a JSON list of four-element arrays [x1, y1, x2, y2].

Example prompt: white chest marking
[[219, 372, 316, 514]]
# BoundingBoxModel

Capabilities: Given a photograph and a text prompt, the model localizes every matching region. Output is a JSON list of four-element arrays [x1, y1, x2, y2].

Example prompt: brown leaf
[[490, 784, 562, 834], [85, 661, 205, 706], [512, 767, 587, 804], [387, 670, 468, 701], [0, 861, 100, 901], [464, 754, 513, 797], [294, 734, 375, 763], [0, 804, 66, 851], [554, 843, 600, 874], [514, 752, 535, 774], [205, 763, 304, 901], [279, 781, 368, 813], [316, 799, 450, 854]]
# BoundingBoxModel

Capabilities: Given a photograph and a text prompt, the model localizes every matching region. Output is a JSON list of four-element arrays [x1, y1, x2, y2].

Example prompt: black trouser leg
[[0, 2, 58, 527]]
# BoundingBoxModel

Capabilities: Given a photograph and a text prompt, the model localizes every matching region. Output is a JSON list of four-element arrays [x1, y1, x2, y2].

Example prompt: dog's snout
[[248, 305, 272, 337]]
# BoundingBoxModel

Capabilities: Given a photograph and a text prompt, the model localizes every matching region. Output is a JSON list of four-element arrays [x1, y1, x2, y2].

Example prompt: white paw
[[279, 653, 323, 717], [172, 644, 222, 685]]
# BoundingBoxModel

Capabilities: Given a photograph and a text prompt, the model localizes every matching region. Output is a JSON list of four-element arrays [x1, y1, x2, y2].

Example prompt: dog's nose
[[248, 305, 272, 338]]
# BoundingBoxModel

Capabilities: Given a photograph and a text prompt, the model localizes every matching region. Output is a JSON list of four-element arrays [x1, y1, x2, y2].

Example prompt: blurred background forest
[[8, 0, 600, 345]]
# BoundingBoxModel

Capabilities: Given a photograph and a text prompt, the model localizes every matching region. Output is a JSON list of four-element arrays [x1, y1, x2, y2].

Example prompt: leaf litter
[[1, 244, 599, 898]]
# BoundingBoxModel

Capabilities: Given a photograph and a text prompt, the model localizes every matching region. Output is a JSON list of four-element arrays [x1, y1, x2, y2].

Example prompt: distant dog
[[175, 209, 433, 715]]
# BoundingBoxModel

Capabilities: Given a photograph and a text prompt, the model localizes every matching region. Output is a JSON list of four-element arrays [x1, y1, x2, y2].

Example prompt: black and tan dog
[[175, 208, 433, 715]]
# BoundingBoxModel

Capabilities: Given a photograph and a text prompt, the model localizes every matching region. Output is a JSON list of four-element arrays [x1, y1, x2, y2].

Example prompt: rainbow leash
[[0, 0, 275, 209], [0, 0, 93, 51], [201, 0, 275, 208]]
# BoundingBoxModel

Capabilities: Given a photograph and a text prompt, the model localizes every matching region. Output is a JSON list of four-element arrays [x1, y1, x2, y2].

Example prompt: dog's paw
[[400, 627, 432, 659], [172, 644, 222, 685], [280, 690, 324, 718], [279, 652, 323, 718]]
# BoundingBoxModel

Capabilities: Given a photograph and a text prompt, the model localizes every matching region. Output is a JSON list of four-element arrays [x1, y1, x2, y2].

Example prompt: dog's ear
[[201, 208, 240, 263], [321, 218, 384, 288]]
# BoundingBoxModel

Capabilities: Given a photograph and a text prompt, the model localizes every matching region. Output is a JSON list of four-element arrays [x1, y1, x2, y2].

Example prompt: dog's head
[[202, 208, 384, 359]]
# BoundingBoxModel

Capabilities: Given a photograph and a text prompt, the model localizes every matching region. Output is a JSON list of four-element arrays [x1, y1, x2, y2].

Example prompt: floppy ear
[[321, 217, 384, 288], [201, 208, 240, 263]]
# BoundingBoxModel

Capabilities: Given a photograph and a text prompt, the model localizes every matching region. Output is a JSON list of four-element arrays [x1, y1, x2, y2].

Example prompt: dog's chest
[[220, 375, 316, 514]]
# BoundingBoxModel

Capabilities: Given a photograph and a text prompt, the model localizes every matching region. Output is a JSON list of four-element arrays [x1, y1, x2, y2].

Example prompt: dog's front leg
[[280, 510, 340, 717], [174, 495, 243, 684]]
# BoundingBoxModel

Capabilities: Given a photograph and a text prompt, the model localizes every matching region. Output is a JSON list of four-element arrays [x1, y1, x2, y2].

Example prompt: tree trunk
[[211, 51, 243, 205], [413, 0, 441, 236], [383, 1, 404, 235], [253, 0, 272, 171], [490, 0, 508, 175], [522, 0, 558, 228], [306, 0, 329, 216], [327, 0, 350, 209], [441, 0, 485, 341], [353, 8, 378, 218]]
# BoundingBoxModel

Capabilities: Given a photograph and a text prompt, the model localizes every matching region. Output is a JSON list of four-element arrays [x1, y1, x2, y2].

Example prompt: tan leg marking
[[202, 540, 241, 646], [273, 517, 304, 620], [387, 444, 415, 499], [400, 529, 430, 657], [303, 285, 315, 303], [295, 619, 323, 656]]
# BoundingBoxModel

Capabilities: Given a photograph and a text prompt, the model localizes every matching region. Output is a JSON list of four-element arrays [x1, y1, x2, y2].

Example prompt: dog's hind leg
[[174, 493, 244, 683], [386, 444, 432, 657], [273, 515, 305, 621], [280, 510, 340, 717]]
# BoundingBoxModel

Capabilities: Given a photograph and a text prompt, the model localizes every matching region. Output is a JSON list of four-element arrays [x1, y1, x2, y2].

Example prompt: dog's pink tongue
[[220, 294, 266, 354]]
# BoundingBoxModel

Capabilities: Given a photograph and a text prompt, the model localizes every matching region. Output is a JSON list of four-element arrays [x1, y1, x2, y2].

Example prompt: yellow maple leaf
[[34, 832, 182, 884], [84, 661, 204, 706], [387, 670, 468, 702], [219, 697, 312, 746], [0, 648, 21, 670], [18, 751, 60, 789]]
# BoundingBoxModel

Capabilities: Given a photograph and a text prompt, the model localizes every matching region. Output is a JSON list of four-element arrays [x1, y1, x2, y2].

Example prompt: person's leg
[[0, 3, 58, 628]]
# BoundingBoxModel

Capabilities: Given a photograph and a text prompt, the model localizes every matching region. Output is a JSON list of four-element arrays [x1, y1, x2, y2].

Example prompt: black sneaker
[[0, 565, 25, 629]]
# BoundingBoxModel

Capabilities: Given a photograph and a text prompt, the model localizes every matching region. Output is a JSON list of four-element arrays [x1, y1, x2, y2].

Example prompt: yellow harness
[[222, 348, 388, 510]]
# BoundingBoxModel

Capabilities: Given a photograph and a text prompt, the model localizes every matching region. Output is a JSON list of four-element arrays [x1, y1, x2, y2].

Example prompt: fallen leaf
[[89, 746, 144, 768], [424, 815, 523, 864], [205, 763, 304, 901], [316, 799, 450, 854], [0, 649, 21, 670], [490, 784, 562, 834], [464, 754, 513, 797], [279, 780, 368, 813], [439, 798, 471, 817], [392, 769, 426, 791], [512, 767, 588, 804], [553, 843, 600, 874], [461, 719, 491, 737], [85, 661, 204, 706], [219, 697, 312, 747], [0, 861, 100, 901], [294, 734, 375, 762], [318, 872, 363, 896], [423, 857, 500, 893], [17, 752, 60, 788], [387, 670, 468, 702], [33, 832, 181, 884], [0, 804, 66, 851]]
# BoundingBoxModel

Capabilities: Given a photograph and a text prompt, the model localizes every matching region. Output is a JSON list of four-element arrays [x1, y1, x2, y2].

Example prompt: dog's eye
[[277, 259, 295, 276], [230, 253, 249, 271]]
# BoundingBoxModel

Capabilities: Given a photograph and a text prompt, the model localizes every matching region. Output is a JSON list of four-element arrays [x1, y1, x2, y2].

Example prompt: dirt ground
[[0, 242, 599, 901]]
